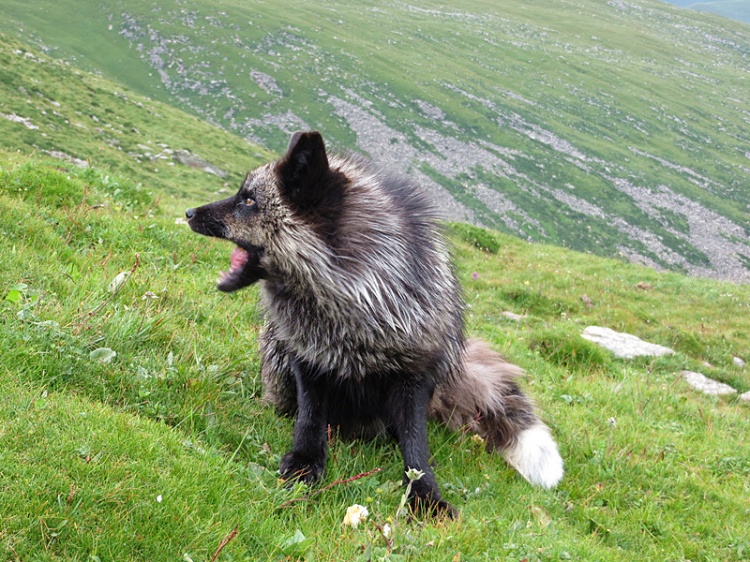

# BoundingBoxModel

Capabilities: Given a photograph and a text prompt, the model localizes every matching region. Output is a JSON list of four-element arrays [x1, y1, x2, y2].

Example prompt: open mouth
[[217, 246, 264, 292]]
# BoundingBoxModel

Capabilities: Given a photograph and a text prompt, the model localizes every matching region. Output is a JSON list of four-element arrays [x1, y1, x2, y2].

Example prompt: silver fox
[[186, 131, 563, 516]]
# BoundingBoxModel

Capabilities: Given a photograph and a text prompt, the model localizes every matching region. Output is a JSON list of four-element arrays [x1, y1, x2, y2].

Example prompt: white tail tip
[[503, 424, 564, 489]]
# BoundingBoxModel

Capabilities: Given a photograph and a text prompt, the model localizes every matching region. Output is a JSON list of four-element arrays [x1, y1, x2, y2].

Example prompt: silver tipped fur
[[187, 131, 563, 516]]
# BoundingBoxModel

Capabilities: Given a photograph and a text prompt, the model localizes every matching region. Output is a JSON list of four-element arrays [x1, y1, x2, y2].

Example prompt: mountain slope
[[1, 10, 749, 559], [0, 34, 271, 212], [1, 0, 750, 281]]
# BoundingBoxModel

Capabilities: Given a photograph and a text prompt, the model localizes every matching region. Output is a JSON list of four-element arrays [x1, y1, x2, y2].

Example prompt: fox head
[[186, 131, 345, 292]]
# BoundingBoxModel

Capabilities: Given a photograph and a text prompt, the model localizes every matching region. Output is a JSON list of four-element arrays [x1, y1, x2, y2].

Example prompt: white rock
[[740, 391, 750, 402], [581, 326, 675, 359], [682, 371, 737, 396], [733, 356, 746, 368], [1, 112, 39, 130], [501, 311, 526, 321], [108, 271, 130, 293]]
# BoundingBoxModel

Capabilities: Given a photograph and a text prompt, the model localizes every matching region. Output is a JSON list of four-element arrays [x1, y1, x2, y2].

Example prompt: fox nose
[[185, 208, 196, 220]]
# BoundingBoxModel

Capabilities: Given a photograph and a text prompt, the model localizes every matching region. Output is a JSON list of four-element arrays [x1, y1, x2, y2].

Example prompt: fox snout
[[185, 200, 231, 239]]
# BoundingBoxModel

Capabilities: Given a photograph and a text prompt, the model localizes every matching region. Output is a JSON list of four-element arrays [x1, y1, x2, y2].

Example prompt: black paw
[[408, 495, 459, 519], [279, 451, 326, 485]]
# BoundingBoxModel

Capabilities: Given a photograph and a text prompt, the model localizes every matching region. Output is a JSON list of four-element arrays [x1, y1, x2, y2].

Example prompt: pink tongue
[[229, 247, 249, 272]]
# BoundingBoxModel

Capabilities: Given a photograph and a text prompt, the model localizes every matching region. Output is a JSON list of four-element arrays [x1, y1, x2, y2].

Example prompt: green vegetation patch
[[527, 327, 613, 373], [0, 374, 274, 561], [450, 223, 501, 254]]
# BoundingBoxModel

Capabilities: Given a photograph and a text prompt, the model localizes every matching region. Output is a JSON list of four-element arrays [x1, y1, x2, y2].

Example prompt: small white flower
[[141, 291, 159, 300], [608, 417, 617, 428], [470, 433, 486, 446], [342, 504, 369, 529], [382, 523, 392, 539], [156, 494, 163, 503]]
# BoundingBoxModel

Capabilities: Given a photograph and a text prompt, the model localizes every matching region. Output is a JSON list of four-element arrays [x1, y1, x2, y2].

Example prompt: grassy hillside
[[1, 15, 749, 561], [0, 35, 271, 214], [2, 152, 749, 560], [2, 0, 749, 282]]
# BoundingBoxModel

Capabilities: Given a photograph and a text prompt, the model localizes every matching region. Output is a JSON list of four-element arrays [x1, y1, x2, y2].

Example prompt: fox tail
[[429, 339, 564, 488]]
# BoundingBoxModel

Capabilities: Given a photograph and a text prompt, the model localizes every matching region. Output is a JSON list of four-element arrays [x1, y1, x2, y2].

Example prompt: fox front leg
[[386, 378, 458, 518], [279, 359, 329, 485]]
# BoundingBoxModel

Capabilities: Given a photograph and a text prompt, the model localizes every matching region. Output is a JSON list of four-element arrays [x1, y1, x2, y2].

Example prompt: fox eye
[[244, 198, 255, 206]]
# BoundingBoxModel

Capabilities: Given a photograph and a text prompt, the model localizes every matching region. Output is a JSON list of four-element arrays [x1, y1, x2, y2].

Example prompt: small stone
[[501, 311, 526, 321], [739, 391, 750, 402], [581, 326, 674, 359], [733, 356, 746, 368], [682, 371, 737, 396]]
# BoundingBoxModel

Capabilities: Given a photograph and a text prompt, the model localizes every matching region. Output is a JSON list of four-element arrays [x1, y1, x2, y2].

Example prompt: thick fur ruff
[[186, 131, 562, 516]]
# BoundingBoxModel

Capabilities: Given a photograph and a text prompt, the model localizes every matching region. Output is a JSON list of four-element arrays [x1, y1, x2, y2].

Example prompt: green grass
[[2, 153, 749, 560], [0, 34, 272, 218]]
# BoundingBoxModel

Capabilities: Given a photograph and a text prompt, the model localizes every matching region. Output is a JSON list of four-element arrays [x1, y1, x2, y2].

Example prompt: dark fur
[[187, 131, 561, 517]]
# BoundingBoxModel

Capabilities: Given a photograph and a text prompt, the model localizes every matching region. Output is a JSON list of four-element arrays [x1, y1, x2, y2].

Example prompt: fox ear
[[276, 131, 330, 209]]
